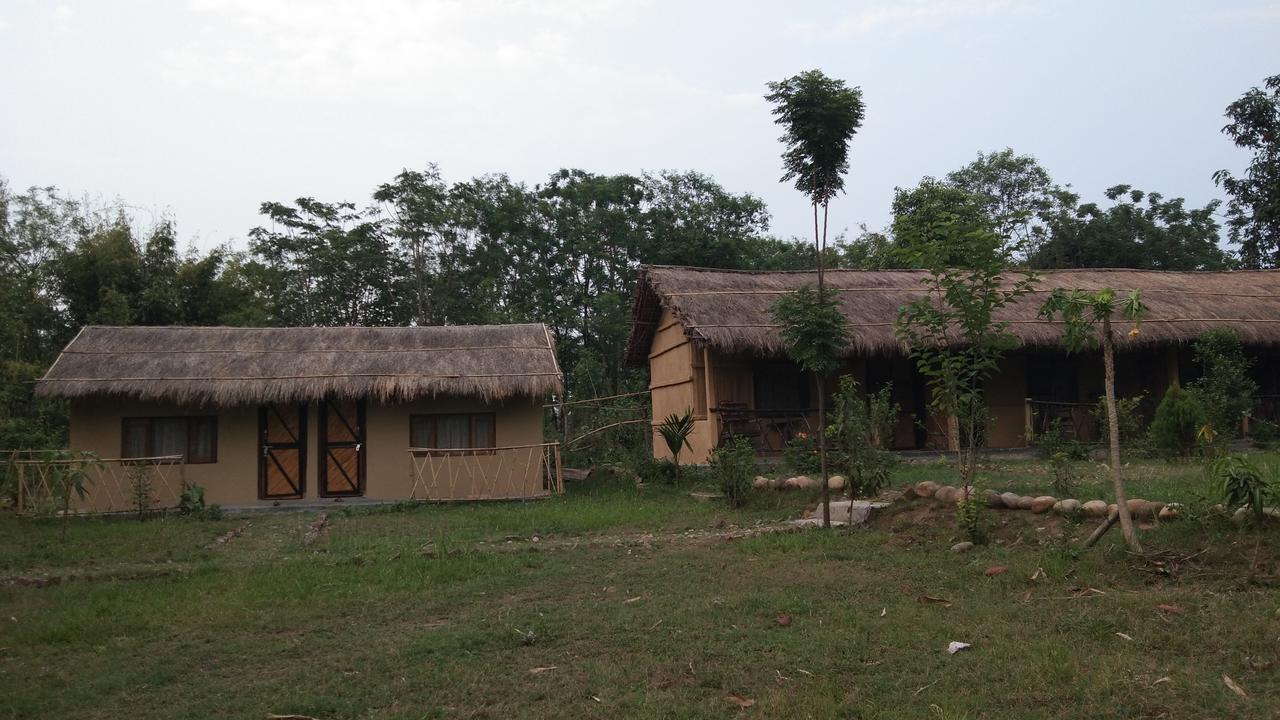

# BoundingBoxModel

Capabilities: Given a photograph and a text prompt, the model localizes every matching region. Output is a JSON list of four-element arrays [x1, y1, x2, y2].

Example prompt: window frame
[[409, 413, 497, 455], [120, 416, 218, 464]]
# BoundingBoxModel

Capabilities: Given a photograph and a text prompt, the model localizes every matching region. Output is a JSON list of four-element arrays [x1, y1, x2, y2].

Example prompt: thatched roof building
[[626, 265, 1280, 364], [38, 324, 563, 405]]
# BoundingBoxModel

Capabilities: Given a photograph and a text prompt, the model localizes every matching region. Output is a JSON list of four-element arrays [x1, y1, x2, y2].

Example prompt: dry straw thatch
[[626, 265, 1280, 363], [37, 324, 562, 405]]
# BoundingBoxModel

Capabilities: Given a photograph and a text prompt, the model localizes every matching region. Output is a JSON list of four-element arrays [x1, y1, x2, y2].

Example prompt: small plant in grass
[[655, 409, 696, 481], [955, 480, 987, 544], [1036, 419, 1086, 497], [128, 463, 156, 520], [1150, 387, 1209, 458], [1207, 455, 1274, 525], [710, 437, 755, 508], [178, 483, 206, 515], [1090, 393, 1148, 450], [783, 431, 821, 476], [827, 375, 897, 497], [867, 384, 900, 450]]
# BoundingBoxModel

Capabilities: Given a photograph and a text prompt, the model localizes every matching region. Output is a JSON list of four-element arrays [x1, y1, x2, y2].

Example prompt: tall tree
[[1214, 74, 1280, 268], [889, 179, 994, 267], [373, 166, 451, 325], [945, 149, 1069, 257], [1039, 288, 1147, 553], [766, 69, 866, 527]]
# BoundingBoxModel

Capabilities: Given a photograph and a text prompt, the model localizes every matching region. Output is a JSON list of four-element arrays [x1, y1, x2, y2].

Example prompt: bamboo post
[[1024, 398, 1034, 447], [16, 463, 25, 515], [553, 443, 563, 494]]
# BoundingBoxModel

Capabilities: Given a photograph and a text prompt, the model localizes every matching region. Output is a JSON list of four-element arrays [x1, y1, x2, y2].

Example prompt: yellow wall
[[67, 395, 546, 509]]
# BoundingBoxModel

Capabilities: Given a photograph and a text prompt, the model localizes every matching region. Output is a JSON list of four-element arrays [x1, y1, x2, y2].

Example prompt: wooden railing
[[6, 452, 186, 516], [408, 442, 563, 501]]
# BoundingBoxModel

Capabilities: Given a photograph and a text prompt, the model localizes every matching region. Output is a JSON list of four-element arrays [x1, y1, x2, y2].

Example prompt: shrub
[[1189, 329, 1257, 440], [655, 409, 696, 480], [867, 385, 900, 449], [827, 376, 898, 497], [710, 437, 755, 508], [178, 483, 206, 515], [1150, 387, 1208, 457]]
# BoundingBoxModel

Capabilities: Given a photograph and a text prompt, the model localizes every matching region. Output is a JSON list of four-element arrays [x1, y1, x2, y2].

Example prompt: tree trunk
[[1102, 316, 1141, 553], [814, 201, 830, 528]]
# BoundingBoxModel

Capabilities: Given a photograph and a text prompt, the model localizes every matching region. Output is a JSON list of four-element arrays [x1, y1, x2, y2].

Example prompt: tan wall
[[985, 354, 1028, 448], [649, 307, 718, 464], [68, 395, 546, 509]]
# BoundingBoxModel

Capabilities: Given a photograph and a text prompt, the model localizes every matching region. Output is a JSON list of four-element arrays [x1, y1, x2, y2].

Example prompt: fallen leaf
[[623, 596, 643, 604], [591, 696, 602, 703], [984, 566, 1008, 577], [725, 694, 755, 708], [266, 715, 319, 720], [1223, 674, 1248, 698], [529, 666, 557, 675], [1116, 632, 1134, 641], [776, 614, 792, 627], [920, 595, 953, 608], [946, 641, 971, 654], [1030, 567, 1046, 581], [879, 608, 886, 617], [1152, 676, 1172, 686], [1156, 603, 1185, 615]]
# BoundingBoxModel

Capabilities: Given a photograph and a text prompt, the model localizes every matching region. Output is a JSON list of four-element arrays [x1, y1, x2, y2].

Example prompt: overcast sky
[[1, 1, 1276, 251]]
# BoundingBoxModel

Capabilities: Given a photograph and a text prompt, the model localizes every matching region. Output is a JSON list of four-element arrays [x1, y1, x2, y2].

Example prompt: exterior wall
[[985, 354, 1028, 448], [68, 395, 545, 509], [649, 307, 718, 464]]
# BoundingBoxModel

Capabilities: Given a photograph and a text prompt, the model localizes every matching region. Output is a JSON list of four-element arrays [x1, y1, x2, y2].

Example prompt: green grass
[[1, 457, 1278, 719]]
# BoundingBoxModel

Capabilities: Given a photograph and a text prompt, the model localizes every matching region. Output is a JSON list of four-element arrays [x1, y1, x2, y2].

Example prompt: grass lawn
[[1, 457, 1278, 719]]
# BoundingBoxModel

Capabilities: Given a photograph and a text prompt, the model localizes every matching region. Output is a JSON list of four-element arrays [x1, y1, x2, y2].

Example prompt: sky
[[1, 0, 1277, 251]]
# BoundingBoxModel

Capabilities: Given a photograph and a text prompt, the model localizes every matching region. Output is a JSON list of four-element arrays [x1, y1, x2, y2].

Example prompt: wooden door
[[259, 404, 307, 499], [320, 399, 365, 497]]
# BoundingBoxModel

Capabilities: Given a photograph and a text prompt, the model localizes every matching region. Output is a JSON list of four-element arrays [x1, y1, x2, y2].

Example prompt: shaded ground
[[1, 458, 1278, 719]]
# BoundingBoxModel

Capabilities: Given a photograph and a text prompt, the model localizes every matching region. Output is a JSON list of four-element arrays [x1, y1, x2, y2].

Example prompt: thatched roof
[[625, 265, 1280, 364], [37, 324, 562, 405]]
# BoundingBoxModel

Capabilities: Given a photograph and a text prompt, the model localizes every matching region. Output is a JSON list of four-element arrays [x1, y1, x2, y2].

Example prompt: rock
[[784, 475, 812, 490], [827, 475, 847, 491], [983, 489, 1004, 508], [1081, 500, 1109, 517], [950, 541, 975, 553], [1232, 507, 1250, 525], [915, 481, 939, 497], [1107, 503, 1118, 518], [1030, 496, 1056, 514], [1127, 499, 1165, 520], [984, 565, 1008, 576], [1056, 498, 1082, 515], [753, 476, 772, 489], [827, 499, 891, 524], [935, 486, 955, 503], [1000, 492, 1022, 509], [1158, 504, 1180, 520], [1017, 496, 1036, 511], [776, 614, 792, 627]]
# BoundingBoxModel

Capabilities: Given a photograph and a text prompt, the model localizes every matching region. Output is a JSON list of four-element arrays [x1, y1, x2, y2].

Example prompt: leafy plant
[[1090, 393, 1148, 447], [1206, 455, 1272, 525], [1036, 419, 1086, 497], [710, 437, 756, 508], [826, 376, 898, 497], [655, 409, 696, 480], [867, 385, 900, 450], [955, 480, 987, 544], [1150, 387, 1209, 458], [178, 483, 206, 515], [1039, 286, 1147, 552], [1188, 329, 1257, 443]]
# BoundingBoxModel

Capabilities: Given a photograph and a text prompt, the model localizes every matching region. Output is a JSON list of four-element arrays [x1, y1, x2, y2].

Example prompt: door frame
[[319, 399, 366, 498], [258, 403, 308, 500]]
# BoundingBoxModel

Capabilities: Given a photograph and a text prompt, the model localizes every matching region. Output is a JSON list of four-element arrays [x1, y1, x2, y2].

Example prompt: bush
[[1150, 387, 1208, 457], [1189, 329, 1257, 440], [710, 437, 755, 507]]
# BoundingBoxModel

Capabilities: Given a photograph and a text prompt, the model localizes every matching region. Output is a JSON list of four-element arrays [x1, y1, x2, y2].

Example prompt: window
[[410, 413, 496, 450], [753, 361, 810, 411], [121, 417, 217, 463]]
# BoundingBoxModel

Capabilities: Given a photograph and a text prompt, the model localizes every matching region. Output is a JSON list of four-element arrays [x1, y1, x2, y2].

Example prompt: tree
[[1215, 74, 1280, 268], [1039, 287, 1147, 552], [895, 220, 1035, 541], [1030, 185, 1229, 270], [945, 148, 1068, 258], [889, 179, 994, 267], [373, 166, 451, 325], [766, 69, 866, 527]]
